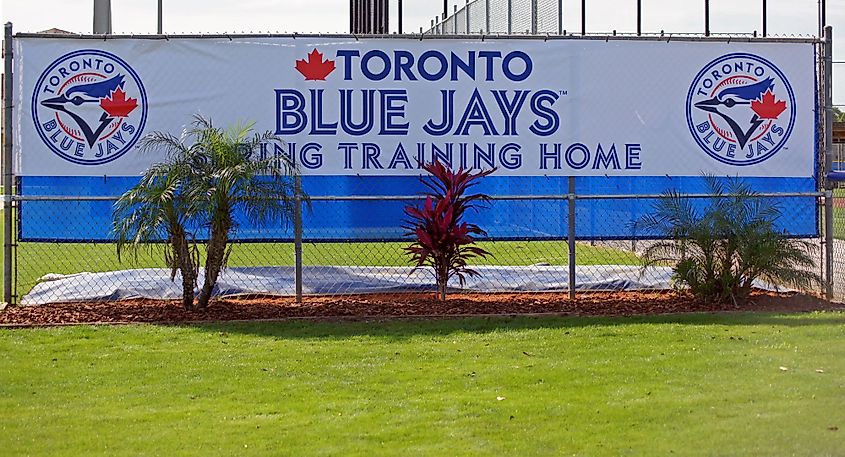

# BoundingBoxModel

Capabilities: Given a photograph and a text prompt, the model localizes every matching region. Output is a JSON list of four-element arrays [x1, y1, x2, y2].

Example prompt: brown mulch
[[0, 291, 841, 327]]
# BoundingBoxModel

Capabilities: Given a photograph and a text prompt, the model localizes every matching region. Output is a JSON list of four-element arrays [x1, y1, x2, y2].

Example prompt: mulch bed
[[0, 291, 841, 327]]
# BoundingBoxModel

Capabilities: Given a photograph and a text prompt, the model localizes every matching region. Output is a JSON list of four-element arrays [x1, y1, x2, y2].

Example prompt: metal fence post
[[568, 176, 576, 300], [294, 175, 303, 304], [507, 0, 513, 34], [485, 0, 490, 33], [531, 0, 538, 34], [637, 0, 642, 35], [558, 0, 563, 35], [581, 0, 586, 35], [3, 23, 13, 306], [465, 0, 470, 34], [823, 25, 834, 300]]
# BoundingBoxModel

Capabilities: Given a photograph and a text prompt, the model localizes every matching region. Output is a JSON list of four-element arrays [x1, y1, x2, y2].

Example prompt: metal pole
[[820, 0, 826, 37], [485, 0, 490, 32], [157, 0, 163, 34], [507, 0, 513, 34], [444, 0, 448, 24], [762, 0, 766, 37], [581, 0, 586, 35], [823, 25, 834, 300], [558, 0, 563, 35], [384, 0, 389, 34], [365, 0, 370, 33], [3, 23, 13, 306], [398, 0, 403, 33], [531, 0, 538, 35], [93, 0, 111, 34], [466, 0, 470, 34], [294, 175, 303, 304], [568, 177, 576, 300], [705, 0, 710, 36], [374, 0, 380, 33], [361, 0, 366, 33], [637, 0, 642, 35], [454, 5, 458, 34]]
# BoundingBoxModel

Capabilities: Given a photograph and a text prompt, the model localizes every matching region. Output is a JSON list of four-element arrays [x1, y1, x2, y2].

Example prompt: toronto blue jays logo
[[32, 49, 147, 165], [686, 53, 795, 166]]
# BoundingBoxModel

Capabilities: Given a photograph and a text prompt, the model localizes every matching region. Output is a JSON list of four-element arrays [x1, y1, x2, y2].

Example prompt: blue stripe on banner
[[18, 176, 818, 241]]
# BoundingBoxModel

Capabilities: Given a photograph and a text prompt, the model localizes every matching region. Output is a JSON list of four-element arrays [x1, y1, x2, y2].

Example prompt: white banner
[[14, 36, 817, 177]]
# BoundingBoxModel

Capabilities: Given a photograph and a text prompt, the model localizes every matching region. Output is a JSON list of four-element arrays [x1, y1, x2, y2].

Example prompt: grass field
[[1, 313, 844, 456]]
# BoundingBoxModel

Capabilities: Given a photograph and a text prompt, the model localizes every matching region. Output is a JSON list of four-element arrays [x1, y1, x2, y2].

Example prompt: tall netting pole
[[3, 23, 13, 306], [294, 175, 303, 304], [823, 25, 834, 300]]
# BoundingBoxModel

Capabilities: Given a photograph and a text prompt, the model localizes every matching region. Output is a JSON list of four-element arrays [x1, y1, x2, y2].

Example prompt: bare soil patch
[[0, 291, 840, 327]]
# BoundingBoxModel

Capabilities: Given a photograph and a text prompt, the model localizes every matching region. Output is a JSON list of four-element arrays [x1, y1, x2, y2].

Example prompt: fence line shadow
[[173, 310, 845, 341]]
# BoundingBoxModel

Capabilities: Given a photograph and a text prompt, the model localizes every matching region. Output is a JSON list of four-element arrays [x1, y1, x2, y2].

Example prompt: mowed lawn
[[1, 313, 844, 456]]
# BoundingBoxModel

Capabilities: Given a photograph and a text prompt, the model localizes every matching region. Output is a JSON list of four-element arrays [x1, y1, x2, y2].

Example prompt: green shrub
[[637, 176, 820, 304]]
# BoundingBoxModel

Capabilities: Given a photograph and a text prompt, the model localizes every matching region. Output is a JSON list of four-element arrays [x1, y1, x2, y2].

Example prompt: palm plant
[[185, 116, 299, 309], [637, 176, 820, 304], [113, 152, 200, 310]]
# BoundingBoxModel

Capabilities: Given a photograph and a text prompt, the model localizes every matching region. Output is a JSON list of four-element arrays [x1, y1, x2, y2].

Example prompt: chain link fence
[[433, 0, 563, 35], [832, 184, 845, 300], [10, 188, 831, 305]]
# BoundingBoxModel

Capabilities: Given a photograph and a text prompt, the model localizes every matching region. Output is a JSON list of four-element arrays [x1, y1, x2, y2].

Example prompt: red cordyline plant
[[404, 161, 495, 300]]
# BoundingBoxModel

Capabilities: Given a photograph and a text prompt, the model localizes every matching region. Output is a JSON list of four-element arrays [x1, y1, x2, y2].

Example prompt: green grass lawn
[[1, 313, 844, 456]]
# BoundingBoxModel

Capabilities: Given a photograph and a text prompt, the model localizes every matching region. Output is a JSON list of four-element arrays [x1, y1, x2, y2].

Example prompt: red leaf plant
[[403, 161, 495, 301]]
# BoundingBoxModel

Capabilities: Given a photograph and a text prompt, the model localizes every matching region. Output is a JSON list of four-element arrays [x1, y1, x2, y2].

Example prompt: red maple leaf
[[295, 49, 335, 81], [100, 87, 138, 118], [751, 90, 787, 120]]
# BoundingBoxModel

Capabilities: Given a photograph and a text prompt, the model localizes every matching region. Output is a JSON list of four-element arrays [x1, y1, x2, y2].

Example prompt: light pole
[[93, 0, 112, 34]]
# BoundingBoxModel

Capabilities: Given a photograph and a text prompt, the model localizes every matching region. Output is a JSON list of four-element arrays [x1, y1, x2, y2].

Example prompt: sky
[[0, 0, 843, 102]]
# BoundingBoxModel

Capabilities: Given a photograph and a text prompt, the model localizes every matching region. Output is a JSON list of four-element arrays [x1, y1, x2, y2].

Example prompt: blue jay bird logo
[[686, 53, 795, 167], [32, 50, 147, 166]]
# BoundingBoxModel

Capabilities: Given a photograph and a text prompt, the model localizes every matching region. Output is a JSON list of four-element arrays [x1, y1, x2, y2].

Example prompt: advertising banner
[[14, 36, 817, 178]]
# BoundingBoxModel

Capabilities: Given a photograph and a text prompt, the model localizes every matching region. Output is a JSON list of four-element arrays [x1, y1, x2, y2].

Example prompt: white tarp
[[21, 265, 675, 305], [15, 36, 816, 177]]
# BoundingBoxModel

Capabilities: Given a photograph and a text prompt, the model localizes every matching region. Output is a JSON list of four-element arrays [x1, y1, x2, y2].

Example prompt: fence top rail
[[12, 31, 821, 44], [12, 192, 826, 202]]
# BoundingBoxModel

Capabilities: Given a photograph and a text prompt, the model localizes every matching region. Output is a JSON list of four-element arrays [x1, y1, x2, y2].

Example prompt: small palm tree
[[184, 116, 299, 309], [637, 176, 820, 304], [113, 153, 200, 310]]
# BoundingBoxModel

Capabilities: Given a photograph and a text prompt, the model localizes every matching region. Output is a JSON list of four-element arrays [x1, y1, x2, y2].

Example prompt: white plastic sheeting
[[21, 265, 675, 305]]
